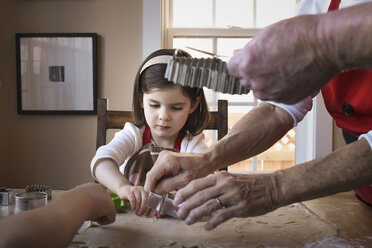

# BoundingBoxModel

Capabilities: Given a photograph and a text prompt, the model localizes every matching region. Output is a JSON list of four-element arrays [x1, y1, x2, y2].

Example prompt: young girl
[[90, 49, 210, 216]]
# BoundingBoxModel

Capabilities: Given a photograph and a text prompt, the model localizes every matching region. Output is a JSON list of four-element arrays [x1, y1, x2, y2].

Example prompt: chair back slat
[[205, 100, 228, 140], [106, 111, 132, 129]]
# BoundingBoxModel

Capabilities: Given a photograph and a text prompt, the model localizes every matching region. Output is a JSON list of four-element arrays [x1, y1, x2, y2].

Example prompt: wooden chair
[[96, 98, 228, 168]]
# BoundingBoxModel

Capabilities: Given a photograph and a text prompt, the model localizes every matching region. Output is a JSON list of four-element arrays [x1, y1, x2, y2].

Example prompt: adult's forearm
[[319, 2, 372, 71], [276, 138, 372, 206], [204, 103, 294, 171]]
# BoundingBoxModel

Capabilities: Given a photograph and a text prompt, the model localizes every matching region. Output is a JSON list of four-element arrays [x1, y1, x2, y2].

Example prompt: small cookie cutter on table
[[0, 187, 9, 206], [14, 192, 47, 213], [147, 192, 179, 218], [25, 184, 52, 200]]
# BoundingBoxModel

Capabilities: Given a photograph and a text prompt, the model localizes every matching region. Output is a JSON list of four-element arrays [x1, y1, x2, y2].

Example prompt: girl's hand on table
[[117, 185, 152, 216]]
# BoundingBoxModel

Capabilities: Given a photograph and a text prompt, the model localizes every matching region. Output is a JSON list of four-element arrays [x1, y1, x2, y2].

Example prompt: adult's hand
[[174, 171, 284, 230], [227, 13, 338, 104], [144, 150, 213, 195]]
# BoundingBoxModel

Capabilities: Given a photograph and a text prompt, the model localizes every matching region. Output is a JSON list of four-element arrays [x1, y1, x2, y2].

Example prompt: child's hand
[[70, 183, 116, 225], [153, 210, 166, 218], [117, 185, 152, 216]]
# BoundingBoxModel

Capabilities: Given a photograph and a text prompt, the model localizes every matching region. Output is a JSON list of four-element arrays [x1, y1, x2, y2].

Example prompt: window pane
[[203, 129, 217, 147], [173, 0, 213, 27], [257, 128, 296, 171], [256, 0, 296, 27], [227, 113, 296, 173], [169, 0, 297, 173], [217, 38, 252, 60], [227, 109, 254, 172], [218, 92, 255, 103], [172, 0, 296, 28], [215, 0, 254, 27], [203, 88, 216, 105], [228, 158, 254, 172], [173, 38, 213, 58]]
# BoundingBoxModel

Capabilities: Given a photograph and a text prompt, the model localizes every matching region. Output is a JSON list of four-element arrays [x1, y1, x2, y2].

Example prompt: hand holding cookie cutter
[[147, 192, 179, 218]]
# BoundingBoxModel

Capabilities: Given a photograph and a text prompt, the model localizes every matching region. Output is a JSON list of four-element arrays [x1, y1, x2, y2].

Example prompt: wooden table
[[72, 191, 372, 248], [1, 190, 371, 247]]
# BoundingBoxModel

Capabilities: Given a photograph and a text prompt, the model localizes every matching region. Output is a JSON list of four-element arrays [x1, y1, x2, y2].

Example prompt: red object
[[321, 69, 372, 137], [323, 0, 372, 206], [323, 0, 372, 137], [355, 186, 372, 206], [328, 0, 340, 11], [142, 126, 184, 151]]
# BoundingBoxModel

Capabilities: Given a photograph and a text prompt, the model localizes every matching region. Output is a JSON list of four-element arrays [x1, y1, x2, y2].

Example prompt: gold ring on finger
[[215, 197, 224, 208]]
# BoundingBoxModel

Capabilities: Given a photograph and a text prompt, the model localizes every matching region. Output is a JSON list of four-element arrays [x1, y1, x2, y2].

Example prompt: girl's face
[[142, 85, 199, 148]]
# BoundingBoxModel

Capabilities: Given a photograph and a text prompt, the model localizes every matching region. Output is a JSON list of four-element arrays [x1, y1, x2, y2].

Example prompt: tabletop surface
[[1, 190, 372, 248], [72, 191, 372, 248]]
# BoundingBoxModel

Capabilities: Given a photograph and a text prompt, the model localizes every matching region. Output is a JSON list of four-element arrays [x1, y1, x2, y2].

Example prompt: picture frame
[[16, 33, 98, 114]]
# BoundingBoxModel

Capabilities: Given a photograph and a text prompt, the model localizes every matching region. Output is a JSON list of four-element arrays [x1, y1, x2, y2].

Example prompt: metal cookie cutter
[[165, 48, 249, 95], [14, 192, 47, 213], [0, 187, 9, 206], [147, 192, 179, 218], [25, 184, 52, 200]]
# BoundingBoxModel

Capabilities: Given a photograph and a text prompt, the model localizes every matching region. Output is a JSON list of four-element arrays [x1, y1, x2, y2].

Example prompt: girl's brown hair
[[132, 49, 209, 135]]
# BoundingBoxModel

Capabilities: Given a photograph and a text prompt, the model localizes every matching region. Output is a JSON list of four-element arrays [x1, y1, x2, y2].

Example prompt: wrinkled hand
[[227, 14, 338, 104], [144, 151, 211, 195], [174, 171, 284, 230], [71, 183, 116, 225], [117, 185, 152, 216]]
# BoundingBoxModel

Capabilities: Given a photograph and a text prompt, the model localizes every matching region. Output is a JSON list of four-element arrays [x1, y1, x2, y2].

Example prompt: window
[[162, 0, 298, 173]]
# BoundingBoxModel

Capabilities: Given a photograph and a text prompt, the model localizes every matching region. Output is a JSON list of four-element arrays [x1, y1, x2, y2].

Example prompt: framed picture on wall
[[15, 33, 98, 114]]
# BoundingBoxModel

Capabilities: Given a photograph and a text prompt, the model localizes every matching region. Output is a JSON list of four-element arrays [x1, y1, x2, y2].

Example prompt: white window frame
[[142, 0, 332, 166]]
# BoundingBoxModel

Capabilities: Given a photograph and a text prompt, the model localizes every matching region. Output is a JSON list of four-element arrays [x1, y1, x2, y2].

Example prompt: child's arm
[[0, 183, 115, 248], [95, 160, 152, 216], [94, 159, 130, 195]]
